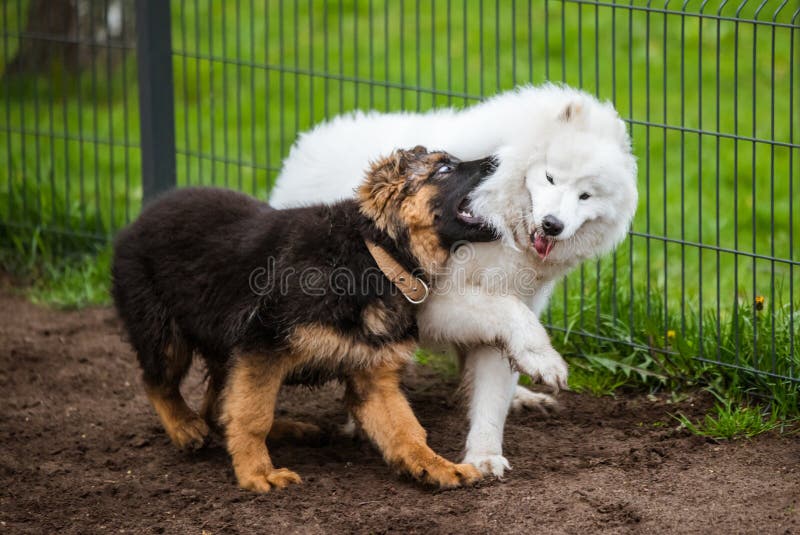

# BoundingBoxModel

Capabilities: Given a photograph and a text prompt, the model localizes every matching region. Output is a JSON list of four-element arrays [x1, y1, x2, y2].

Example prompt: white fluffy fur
[[270, 84, 638, 477]]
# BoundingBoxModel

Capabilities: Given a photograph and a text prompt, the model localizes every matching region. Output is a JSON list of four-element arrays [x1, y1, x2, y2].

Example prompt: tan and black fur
[[112, 147, 498, 492]]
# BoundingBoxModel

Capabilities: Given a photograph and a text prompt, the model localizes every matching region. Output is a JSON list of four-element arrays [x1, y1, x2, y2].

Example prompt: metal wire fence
[[1, 1, 798, 388], [2, 0, 138, 249]]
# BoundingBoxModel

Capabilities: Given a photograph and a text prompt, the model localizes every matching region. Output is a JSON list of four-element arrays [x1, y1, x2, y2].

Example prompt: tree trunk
[[3, 0, 135, 77]]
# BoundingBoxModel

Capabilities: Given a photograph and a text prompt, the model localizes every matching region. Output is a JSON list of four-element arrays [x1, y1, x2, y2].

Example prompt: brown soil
[[0, 287, 798, 534]]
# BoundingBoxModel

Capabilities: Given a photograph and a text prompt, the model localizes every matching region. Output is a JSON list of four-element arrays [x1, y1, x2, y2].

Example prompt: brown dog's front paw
[[237, 466, 302, 493], [442, 462, 483, 487], [408, 457, 483, 489]]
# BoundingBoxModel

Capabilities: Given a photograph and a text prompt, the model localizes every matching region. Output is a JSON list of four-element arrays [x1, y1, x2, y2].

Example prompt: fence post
[[135, 0, 176, 203]]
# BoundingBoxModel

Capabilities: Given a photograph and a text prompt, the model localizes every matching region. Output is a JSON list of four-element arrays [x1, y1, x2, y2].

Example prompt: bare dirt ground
[[0, 286, 798, 534]]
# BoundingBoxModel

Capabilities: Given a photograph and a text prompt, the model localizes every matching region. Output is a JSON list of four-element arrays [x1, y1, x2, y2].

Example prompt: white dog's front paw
[[514, 348, 569, 392], [463, 452, 511, 478], [339, 414, 358, 438], [510, 386, 559, 414]]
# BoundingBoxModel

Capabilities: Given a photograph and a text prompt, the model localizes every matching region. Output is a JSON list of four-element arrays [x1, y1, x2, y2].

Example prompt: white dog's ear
[[558, 100, 584, 123], [613, 116, 633, 151]]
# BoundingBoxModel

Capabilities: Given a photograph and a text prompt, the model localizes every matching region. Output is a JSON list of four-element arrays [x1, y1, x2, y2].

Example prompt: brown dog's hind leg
[[220, 353, 301, 493], [144, 331, 209, 451], [268, 419, 322, 443], [346, 363, 482, 489], [146, 385, 210, 451], [200, 361, 227, 431]]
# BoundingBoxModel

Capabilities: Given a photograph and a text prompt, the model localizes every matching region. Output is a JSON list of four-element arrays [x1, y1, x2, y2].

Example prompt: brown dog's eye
[[435, 164, 454, 176]]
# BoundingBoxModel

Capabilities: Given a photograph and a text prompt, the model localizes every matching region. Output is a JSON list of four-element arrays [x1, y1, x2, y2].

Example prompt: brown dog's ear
[[398, 146, 434, 183], [393, 149, 409, 175], [358, 150, 409, 234], [358, 146, 432, 234], [393, 146, 428, 176]]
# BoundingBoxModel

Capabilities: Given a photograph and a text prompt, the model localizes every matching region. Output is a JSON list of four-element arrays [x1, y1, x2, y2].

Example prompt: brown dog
[[112, 146, 498, 491]]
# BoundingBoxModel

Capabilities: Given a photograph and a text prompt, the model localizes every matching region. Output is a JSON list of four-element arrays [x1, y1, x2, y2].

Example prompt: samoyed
[[270, 84, 638, 476]]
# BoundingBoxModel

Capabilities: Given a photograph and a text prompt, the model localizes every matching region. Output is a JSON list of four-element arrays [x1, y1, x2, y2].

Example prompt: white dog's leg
[[461, 345, 517, 477], [417, 291, 568, 392], [511, 280, 560, 413]]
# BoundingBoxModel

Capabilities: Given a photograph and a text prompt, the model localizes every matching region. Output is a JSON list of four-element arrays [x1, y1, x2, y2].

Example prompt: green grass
[[567, 363, 633, 397], [0, 226, 112, 308], [674, 397, 792, 440], [414, 348, 459, 379], [1, 2, 798, 415], [26, 246, 112, 308], [548, 263, 799, 416]]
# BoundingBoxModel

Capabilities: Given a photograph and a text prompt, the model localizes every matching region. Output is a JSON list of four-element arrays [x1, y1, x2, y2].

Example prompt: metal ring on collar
[[404, 278, 429, 305]]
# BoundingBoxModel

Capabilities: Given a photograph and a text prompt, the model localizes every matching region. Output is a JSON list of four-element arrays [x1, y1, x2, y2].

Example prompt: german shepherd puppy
[[112, 146, 498, 492]]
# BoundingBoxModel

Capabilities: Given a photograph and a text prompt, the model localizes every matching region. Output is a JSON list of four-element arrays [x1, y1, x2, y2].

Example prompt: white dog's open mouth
[[531, 230, 555, 259], [457, 197, 487, 226]]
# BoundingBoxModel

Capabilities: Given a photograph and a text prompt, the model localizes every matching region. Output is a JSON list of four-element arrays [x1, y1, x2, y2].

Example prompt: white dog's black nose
[[541, 215, 564, 236]]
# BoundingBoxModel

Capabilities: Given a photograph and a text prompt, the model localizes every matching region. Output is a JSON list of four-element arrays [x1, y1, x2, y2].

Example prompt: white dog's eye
[[545, 172, 554, 185], [579, 192, 591, 200]]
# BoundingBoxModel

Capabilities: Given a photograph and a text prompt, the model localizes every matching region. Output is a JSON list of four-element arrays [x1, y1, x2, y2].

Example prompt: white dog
[[270, 84, 638, 476]]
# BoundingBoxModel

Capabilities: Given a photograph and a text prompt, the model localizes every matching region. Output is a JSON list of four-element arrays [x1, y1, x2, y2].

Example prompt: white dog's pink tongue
[[533, 234, 554, 259]]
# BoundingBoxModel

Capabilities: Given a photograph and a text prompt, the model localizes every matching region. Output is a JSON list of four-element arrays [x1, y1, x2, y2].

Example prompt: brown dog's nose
[[541, 215, 564, 236]]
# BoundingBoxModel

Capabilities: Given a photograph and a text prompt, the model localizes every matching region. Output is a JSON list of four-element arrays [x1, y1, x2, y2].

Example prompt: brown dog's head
[[358, 146, 498, 274]]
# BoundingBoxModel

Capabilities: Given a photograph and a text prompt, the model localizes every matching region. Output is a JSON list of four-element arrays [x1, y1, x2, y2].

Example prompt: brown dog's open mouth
[[531, 230, 555, 259], [456, 197, 488, 226]]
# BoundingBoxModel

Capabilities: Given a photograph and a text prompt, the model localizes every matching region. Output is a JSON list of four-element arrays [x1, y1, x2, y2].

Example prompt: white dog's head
[[469, 85, 637, 267], [527, 101, 638, 265]]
